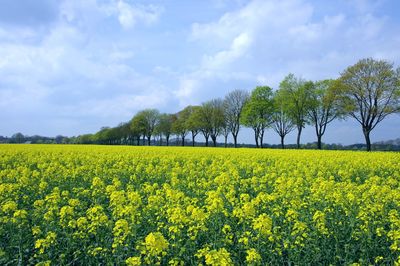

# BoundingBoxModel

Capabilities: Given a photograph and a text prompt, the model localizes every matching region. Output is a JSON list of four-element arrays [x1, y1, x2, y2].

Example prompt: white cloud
[[174, 78, 200, 107], [0, 0, 399, 144], [202, 33, 252, 70], [117, 0, 162, 29]]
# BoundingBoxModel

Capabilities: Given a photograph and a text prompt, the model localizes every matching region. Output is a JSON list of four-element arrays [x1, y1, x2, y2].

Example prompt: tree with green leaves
[[337, 58, 400, 151], [186, 106, 202, 146], [209, 99, 225, 147], [197, 99, 225, 147], [272, 89, 295, 149], [223, 89, 250, 148], [196, 105, 211, 147], [241, 86, 274, 148], [221, 119, 230, 148], [11, 132, 25, 144], [156, 113, 175, 146], [307, 79, 344, 149], [116, 122, 132, 145], [130, 112, 146, 145], [131, 109, 160, 146], [279, 74, 313, 149], [172, 106, 193, 146]]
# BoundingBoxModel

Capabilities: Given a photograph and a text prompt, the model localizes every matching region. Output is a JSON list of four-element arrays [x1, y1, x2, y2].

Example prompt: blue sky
[[0, 0, 399, 145]]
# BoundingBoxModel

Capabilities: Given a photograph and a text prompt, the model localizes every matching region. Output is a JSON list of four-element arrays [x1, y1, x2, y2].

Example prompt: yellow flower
[[112, 219, 130, 250], [197, 247, 232, 266], [126, 256, 141, 266], [246, 248, 262, 264], [253, 213, 273, 237], [143, 232, 169, 257], [2, 201, 17, 213], [35, 232, 57, 254]]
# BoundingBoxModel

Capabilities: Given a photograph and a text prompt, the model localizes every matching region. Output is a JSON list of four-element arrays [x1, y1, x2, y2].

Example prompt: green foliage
[[278, 74, 313, 148], [241, 86, 273, 129], [336, 58, 400, 151], [307, 79, 344, 148], [172, 106, 193, 137], [271, 90, 295, 148], [186, 106, 202, 132], [241, 86, 274, 147], [279, 74, 312, 128], [130, 109, 160, 144], [155, 113, 175, 143], [197, 99, 225, 146]]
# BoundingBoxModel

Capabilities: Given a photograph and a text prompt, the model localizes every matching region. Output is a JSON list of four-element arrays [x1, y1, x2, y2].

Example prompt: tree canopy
[[337, 58, 400, 151]]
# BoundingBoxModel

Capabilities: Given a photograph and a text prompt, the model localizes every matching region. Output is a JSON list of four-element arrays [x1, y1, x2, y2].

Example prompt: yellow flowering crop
[[0, 144, 399, 265]]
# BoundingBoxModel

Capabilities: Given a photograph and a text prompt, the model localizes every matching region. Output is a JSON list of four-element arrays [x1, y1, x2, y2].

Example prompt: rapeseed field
[[0, 145, 399, 265]]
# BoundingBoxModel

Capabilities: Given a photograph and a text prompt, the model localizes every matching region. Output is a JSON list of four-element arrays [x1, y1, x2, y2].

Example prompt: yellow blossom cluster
[[0, 144, 399, 265]]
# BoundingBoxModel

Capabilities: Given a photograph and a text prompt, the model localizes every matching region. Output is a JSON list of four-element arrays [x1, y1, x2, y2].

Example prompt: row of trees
[[76, 58, 399, 151]]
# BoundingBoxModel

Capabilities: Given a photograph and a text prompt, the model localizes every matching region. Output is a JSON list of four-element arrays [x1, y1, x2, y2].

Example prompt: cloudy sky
[[0, 0, 399, 145]]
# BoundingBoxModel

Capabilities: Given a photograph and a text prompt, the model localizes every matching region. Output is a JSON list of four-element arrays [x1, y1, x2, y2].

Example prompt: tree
[[156, 113, 174, 146], [241, 86, 274, 148], [117, 122, 133, 145], [279, 74, 313, 149], [11, 132, 25, 143], [130, 113, 146, 145], [196, 105, 211, 147], [197, 99, 225, 147], [94, 127, 112, 145], [131, 109, 160, 146], [272, 90, 295, 149], [221, 119, 230, 148], [186, 106, 202, 146], [208, 99, 225, 147], [337, 58, 400, 151], [223, 89, 250, 148], [172, 107, 193, 146], [308, 80, 344, 149]]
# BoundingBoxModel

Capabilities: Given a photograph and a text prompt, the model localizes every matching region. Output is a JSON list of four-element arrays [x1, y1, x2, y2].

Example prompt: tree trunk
[[296, 126, 302, 149], [317, 135, 322, 150], [233, 134, 238, 148], [254, 131, 259, 148], [363, 128, 371, 151], [280, 135, 285, 149], [211, 136, 217, 147]]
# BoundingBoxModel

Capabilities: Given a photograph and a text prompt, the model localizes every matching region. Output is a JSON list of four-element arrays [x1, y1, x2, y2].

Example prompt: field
[[0, 145, 400, 265]]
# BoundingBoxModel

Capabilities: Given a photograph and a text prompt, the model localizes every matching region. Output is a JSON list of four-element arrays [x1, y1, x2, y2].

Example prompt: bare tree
[[223, 89, 250, 147], [272, 90, 295, 149]]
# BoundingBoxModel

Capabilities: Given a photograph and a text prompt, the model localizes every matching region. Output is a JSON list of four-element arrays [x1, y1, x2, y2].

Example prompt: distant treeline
[[1, 133, 400, 151], [2, 58, 399, 151]]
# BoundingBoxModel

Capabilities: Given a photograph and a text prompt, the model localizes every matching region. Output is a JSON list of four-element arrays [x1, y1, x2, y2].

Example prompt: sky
[[0, 0, 399, 145]]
